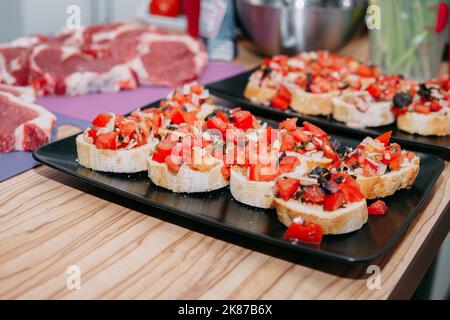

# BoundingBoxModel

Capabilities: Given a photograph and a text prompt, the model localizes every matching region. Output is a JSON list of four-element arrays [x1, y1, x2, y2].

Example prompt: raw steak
[[29, 44, 137, 96], [0, 92, 56, 152], [130, 33, 208, 87], [0, 84, 36, 102], [0, 45, 31, 86]]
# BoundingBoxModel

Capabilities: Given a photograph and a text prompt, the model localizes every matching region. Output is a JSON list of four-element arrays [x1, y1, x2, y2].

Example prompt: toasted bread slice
[[76, 134, 158, 173], [355, 156, 420, 199], [332, 94, 395, 128], [230, 167, 276, 209], [289, 86, 338, 116], [397, 112, 450, 136], [243, 81, 277, 106], [148, 159, 229, 193], [275, 198, 368, 235]]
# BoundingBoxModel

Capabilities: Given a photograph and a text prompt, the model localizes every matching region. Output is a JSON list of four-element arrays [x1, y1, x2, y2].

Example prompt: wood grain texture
[[0, 38, 449, 300]]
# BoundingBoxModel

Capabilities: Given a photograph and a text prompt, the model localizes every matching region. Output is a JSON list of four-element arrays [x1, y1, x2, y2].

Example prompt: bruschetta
[[76, 111, 160, 173], [339, 131, 420, 199], [394, 78, 450, 136], [274, 168, 368, 235], [332, 75, 416, 128]]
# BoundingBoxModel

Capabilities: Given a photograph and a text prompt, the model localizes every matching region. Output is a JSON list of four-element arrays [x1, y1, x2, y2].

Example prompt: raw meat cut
[[0, 84, 36, 102], [130, 33, 208, 87], [0, 45, 31, 86], [29, 44, 137, 96], [0, 92, 56, 152]]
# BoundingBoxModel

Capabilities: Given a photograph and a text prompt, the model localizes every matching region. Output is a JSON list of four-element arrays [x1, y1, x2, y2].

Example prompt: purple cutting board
[[0, 61, 245, 181]]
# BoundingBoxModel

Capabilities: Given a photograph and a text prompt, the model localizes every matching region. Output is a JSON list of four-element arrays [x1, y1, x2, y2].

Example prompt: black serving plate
[[33, 100, 445, 263], [206, 69, 450, 160]]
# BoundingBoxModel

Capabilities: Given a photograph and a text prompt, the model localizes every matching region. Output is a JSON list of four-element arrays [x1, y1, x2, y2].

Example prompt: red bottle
[[184, 0, 200, 38]]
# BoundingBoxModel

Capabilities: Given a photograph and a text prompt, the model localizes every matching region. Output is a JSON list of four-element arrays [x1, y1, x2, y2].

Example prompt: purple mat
[[36, 61, 245, 121], [0, 113, 89, 182]]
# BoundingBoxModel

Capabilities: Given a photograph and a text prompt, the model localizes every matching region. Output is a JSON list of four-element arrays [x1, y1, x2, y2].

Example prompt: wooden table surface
[[0, 37, 449, 300]]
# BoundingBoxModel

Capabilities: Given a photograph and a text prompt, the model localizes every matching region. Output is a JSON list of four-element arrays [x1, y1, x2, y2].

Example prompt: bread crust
[[397, 112, 450, 136], [274, 198, 368, 235], [229, 166, 275, 209], [243, 81, 277, 105], [76, 134, 157, 173], [356, 156, 420, 199], [148, 159, 229, 193], [289, 86, 338, 116], [332, 95, 395, 128]]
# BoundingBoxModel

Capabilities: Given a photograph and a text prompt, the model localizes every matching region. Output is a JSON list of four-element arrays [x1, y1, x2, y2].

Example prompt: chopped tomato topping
[[324, 191, 345, 211], [95, 132, 118, 150], [303, 121, 327, 137], [339, 183, 364, 203], [87, 129, 97, 144], [279, 118, 297, 132], [233, 110, 253, 131], [278, 156, 300, 175], [249, 164, 277, 182], [375, 131, 392, 146], [152, 137, 173, 163], [280, 132, 296, 152], [206, 116, 227, 135], [368, 200, 388, 215], [215, 111, 229, 122], [284, 220, 323, 244], [92, 113, 112, 127], [291, 128, 310, 143], [276, 178, 300, 201], [191, 84, 203, 95], [271, 85, 291, 110], [363, 164, 377, 177], [170, 109, 185, 124], [366, 83, 382, 100], [429, 100, 443, 112], [388, 155, 403, 171], [301, 185, 325, 205], [413, 104, 430, 114], [221, 165, 230, 180], [165, 155, 181, 173], [182, 111, 197, 125], [356, 65, 375, 78]]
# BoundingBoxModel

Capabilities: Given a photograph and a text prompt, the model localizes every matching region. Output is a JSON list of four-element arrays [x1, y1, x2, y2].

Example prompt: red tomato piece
[[271, 96, 290, 110], [165, 155, 181, 173], [215, 111, 229, 123], [280, 133, 295, 152], [356, 65, 375, 78], [301, 185, 325, 205], [249, 164, 277, 182], [279, 118, 297, 132], [363, 164, 377, 177], [284, 220, 323, 244], [303, 121, 327, 137], [366, 83, 382, 100], [429, 100, 443, 112], [276, 178, 300, 201], [339, 183, 364, 203], [206, 116, 227, 134], [170, 109, 185, 124], [414, 104, 431, 114], [87, 129, 97, 144], [92, 113, 112, 127], [149, 0, 182, 17], [368, 200, 388, 215], [182, 111, 197, 125], [152, 138, 173, 163], [291, 128, 310, 143], [323, 191, 345, 211], [233, 110, 253, 130], [221, 165, 230, 180], [375, 131, 392, 146], [95, 132, 118, 150]]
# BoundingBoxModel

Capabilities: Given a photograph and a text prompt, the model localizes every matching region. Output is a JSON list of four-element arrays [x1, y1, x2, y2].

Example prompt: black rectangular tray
[[206, 69, 450, 160], [33, 99, 445, 263]]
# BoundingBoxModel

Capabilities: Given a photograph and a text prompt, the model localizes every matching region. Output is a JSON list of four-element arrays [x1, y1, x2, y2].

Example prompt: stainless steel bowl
[[236, 0, 368, 56]]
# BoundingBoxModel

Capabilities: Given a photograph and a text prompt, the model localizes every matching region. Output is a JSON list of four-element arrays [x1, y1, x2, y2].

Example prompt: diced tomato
[[152, 137, 173, 163], [182, 111, 197, 125], [339, 183, 364, 203], [165, 155, 181, 173], [366, 83, 382, 100], [170, 109, 185, 124], [280, 133, 296, 152], [363, 164, 377, 177], [191, 84, 203, 95], [382, 144, 401, 164], [277, 84, 291, 101], [405, 151, 416, 161], [392, 106, 408, 116], [278, 156, 300, 175], [266, 126, 278, 144], [321, 139, 340, 162], [215, 111, 229, 123], [429, 100, 443, 112], [279, 118, 297, 132], [414, 104, 431, 114], [271, 96, 290, 110], [303, 121, 327, 137], [87, 129, 97, 144], [116, 121, 135, 137], [95, 132, 118, 150], [364, 158, 378, 170], [233, 110, 253, 131], [345, 153, 359, 168], [301, 185, 325, 205], [221, 165, 230, 180], [356, 65, 375, 78], [284, 220, 323, 244], [368, 200, 388, 215], [375, 131, 392, 146], [291, 128, 310, 143], [206, 116, 227, 134], [276, 178, 300, 201], [249, 164, 277, 182], [388, 155, 403, 171], [92, 113, 112, 127], [324, 191, 345, 211]]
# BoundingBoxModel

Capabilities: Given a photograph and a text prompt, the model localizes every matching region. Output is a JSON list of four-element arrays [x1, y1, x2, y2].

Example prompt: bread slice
[[274, 198, 368, 235], [397, 112, 450, 136], [332, 94, 395, 128], [148, 159, 229, 193], [76, 134, 158, 173], [355, 156, 420, 199], [289, 86, 338, 116], [243, 81, 277, 106], [230, 166, 276, 209]]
